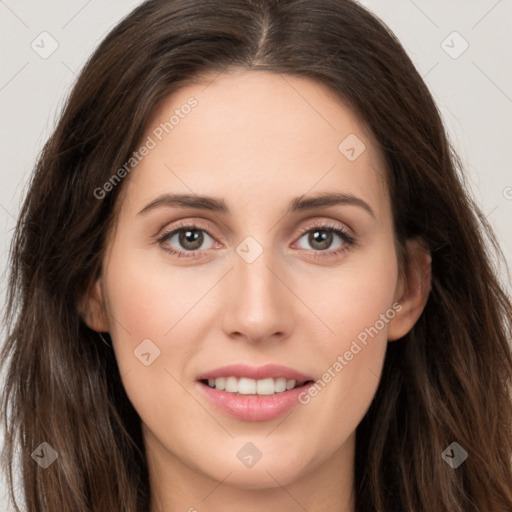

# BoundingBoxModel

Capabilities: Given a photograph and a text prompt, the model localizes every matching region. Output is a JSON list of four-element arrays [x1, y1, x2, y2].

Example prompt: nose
[[221, 244, 295, 345]]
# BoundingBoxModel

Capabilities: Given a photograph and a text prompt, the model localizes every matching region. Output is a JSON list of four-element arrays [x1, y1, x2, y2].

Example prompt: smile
[[196, 364, 315, 421], [202, 376, 308, 395]]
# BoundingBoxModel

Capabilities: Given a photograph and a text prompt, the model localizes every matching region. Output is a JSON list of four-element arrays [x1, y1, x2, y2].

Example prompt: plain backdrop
[[1, 1, 511, 509]]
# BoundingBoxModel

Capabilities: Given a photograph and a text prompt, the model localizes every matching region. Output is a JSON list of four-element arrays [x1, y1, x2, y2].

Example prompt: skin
[[84, 70, 431, 512]]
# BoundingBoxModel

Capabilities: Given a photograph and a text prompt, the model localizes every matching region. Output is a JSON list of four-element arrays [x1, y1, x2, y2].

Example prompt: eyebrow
[[137, 192, 375, 218]]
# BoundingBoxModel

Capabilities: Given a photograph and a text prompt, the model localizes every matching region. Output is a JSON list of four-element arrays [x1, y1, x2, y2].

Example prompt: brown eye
[[178, 229, 204, 250], [307, 230, 334, 251], [296, 227, 348, 252], [160, 226, 215, 253]]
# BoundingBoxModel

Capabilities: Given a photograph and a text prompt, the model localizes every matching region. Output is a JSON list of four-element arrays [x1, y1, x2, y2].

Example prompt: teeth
[[257, 378, 276, 395], [225, 376, 238, 392], [239, 377, 256, 394], [286, 379, 296, 391], [205, 377, 304, 395]]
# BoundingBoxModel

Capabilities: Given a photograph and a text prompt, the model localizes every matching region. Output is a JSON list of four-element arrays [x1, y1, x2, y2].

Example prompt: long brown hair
[[2, 0, 512, 510]]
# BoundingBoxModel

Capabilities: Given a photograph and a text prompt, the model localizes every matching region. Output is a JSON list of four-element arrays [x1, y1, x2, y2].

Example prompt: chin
[[199, 448, 310, 490]]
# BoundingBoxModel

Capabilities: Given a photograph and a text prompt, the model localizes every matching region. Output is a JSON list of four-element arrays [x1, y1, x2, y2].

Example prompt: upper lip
[[197, 363, 314, 382]]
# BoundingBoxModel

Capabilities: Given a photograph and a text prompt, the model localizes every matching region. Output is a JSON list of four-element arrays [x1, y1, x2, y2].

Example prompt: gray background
[[1, 1, 511, 509]]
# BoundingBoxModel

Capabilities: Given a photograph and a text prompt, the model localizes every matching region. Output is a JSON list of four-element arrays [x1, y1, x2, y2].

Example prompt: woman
[[2, 0, 512, 510]]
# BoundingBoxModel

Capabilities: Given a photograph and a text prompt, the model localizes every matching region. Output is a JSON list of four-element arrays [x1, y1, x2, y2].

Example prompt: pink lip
[[196, 381, 314, 422], [196, 364, 315, 422], [196, 363, 314, 382]]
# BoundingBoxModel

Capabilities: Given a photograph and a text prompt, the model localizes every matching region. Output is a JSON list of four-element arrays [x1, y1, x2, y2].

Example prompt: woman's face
[[86, 70, 424, 501]]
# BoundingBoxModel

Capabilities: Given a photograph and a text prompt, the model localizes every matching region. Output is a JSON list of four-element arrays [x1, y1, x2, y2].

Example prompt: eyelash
[[156, 220, 357, 260]]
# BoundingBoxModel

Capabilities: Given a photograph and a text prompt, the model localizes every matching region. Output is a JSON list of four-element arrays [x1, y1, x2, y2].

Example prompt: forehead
[[121, 70, 389, 218]]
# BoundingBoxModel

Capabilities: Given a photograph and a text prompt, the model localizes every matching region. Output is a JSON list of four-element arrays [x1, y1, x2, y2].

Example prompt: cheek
[[104, 241, 211, 339], [293, 245, 398, 439], [299, 243, 399, 349], [101, 247, 208, 441], [101, 241, 215, 400]]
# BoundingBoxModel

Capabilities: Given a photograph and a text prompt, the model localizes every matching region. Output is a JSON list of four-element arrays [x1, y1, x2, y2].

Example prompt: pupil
[[309, 230, 332, 250], [179, 229, 203, 250]]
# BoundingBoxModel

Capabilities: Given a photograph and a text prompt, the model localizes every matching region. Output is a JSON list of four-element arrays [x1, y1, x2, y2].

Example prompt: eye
[[294, 222, 356, 257], [157, 222, 216, 258], [156, 220, 356, 260]]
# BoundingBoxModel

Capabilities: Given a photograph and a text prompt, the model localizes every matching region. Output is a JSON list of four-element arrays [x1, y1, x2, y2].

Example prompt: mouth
[[199, 376, 313, 396], [196, 364, 315, 421]]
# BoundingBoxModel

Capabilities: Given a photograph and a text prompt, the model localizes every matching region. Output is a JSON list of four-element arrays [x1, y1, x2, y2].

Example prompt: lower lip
[[197, 381, 312, 422]]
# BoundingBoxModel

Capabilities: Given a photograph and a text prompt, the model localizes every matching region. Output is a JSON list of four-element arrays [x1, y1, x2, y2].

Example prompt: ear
[[79, 277, 110, 332], [388, 238, 431, 341]]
